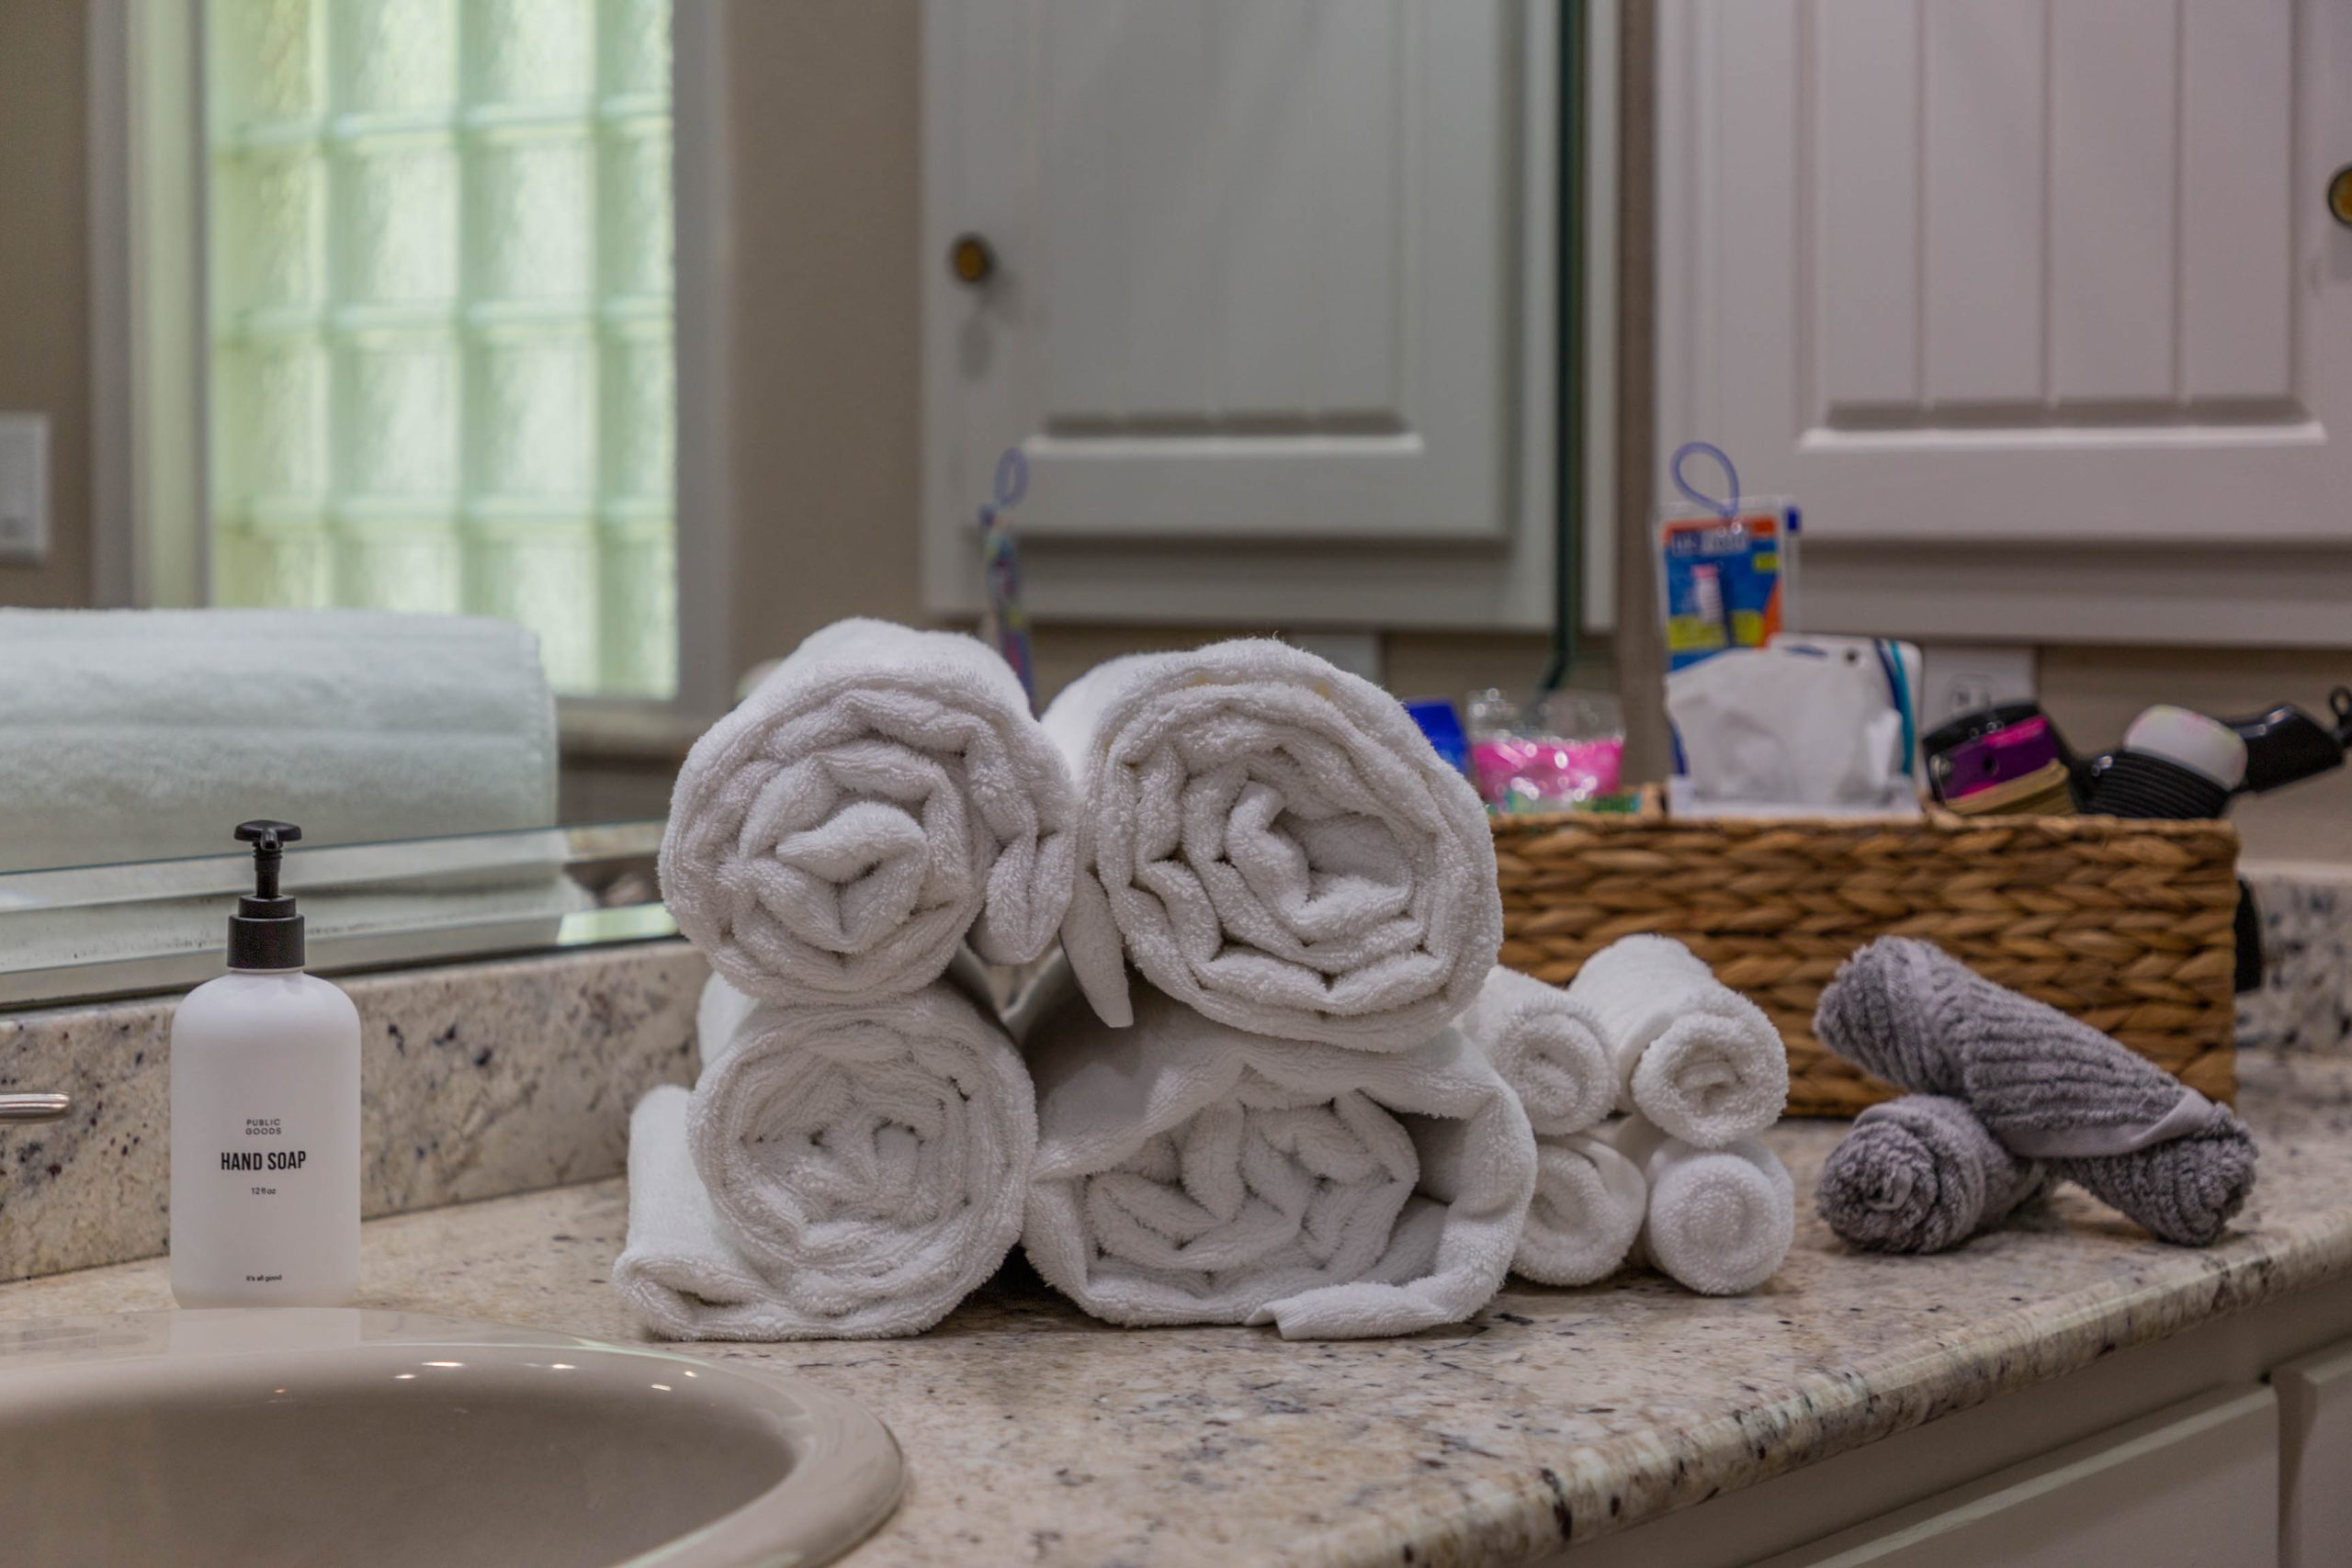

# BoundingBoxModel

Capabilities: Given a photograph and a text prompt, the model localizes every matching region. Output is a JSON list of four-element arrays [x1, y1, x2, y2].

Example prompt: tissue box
[[1491, 792, 2239, 1117]]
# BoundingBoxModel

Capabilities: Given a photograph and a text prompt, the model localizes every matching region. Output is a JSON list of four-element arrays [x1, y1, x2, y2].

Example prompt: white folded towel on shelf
[[1464, 965, 1616, 1136], [1023, 987, 1535, 1338], [612, 975, 1035, 1340], [660, 618, 1077, 1002], [1568, 935, 1789, 1148], [1602, 1114, 1794, 1297], [1043, 639, 1501, 1052], [0, 608, 556, 873], [1516, 1125, 1648, 1287]]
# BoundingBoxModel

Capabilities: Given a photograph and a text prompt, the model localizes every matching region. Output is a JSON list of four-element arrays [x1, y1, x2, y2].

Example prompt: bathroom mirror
[[0, 607, 683, 1010], [0, 820, 671, 1010]]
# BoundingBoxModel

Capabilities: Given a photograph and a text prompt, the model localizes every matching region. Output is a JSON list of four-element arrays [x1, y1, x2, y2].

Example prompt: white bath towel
[[1043, 639, 1501, 1052], [1516, 1126, 1648, 1287], [612, 975, 1035, 1340], [0, 608, 556, 872], [1567, 935, 1789, 1147], [660, 619, 1077, 1002], [1464, 965, 1616, 1136], [1023, 987, 1535, 1338], [1603, 1115, 1794, 1296]]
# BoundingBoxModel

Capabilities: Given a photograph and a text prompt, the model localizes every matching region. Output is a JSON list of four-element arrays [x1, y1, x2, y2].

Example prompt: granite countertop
[[7, 1049, 2352, 1567]]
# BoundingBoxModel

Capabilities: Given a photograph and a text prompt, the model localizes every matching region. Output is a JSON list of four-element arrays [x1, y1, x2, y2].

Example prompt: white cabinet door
[[1657, 0, 2352, 641], [2275, 1338, 2352, 1568], [922, 0, 1557, 627], [1759, 1384, 2279, 1568]]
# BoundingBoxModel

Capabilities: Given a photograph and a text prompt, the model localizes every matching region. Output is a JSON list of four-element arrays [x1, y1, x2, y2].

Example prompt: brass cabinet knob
[[948, 232, 996, 287], [2329, 166, 2352, 229]]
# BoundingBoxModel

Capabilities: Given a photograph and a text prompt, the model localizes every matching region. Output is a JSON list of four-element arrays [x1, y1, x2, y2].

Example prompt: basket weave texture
[[1491, 797, 2239, 1117]]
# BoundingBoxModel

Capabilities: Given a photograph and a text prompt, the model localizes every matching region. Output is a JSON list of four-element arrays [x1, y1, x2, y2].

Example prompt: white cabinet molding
[[85, 0, 205, 611]]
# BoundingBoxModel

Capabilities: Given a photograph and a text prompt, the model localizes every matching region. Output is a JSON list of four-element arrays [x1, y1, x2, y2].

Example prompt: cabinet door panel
[[922, 0, 1560, 628], [2275, 1337, 2352, 1568], [1659, 0, 2352, 548], [1760, 1384, 2278, 1568], [930, 0, 1516, 546]]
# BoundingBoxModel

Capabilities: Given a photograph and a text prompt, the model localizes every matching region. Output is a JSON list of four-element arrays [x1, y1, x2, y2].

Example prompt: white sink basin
[[0, 1310, 902, 1567]]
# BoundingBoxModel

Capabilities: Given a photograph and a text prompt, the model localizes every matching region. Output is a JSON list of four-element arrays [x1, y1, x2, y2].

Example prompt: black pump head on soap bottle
[[228, 819, 306, 971]]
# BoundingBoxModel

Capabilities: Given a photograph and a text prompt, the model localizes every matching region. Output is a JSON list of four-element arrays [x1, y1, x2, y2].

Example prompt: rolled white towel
[[1464, 965, 1616, 1136], [1516, 1126, 1648, 1287], [1043, 639, 1501, 1052], [1023, 987, 1535, 1339], [612, 976, 1035, 1339], [1604, 1115, 1794, 1296], [1568, 935, 1789, 1147], [660, 618, 1077, 1003], [0, 608, 555, 872]]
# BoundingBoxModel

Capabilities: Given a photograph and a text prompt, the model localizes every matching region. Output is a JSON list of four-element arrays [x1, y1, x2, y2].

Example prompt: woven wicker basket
[[1491, 795, 2239, 1117]]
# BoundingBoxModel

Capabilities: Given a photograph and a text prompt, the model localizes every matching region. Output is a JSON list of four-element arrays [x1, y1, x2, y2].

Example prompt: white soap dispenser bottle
[[170, 820, 361, 1308]]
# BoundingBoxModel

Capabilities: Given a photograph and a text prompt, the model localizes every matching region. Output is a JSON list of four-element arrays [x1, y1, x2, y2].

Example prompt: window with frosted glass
[[204, 0, 676, 698]]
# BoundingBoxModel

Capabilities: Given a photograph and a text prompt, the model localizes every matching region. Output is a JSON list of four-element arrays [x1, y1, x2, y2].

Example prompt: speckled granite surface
[[0, 942, 706, 1280], [7, 1048, 2350, 1566], [2240, 863, 2352, 1053]]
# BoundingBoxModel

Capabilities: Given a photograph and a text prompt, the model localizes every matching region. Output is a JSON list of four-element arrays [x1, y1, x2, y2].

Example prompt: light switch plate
[[1919, 642, 2037, 725], [0, 414, 51, 565]]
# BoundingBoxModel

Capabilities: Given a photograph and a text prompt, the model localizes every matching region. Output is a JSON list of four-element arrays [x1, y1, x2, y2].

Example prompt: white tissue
[[1666, 643, 1912, 809]]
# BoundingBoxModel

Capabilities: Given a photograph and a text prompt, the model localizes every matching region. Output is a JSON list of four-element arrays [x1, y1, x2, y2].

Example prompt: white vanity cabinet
[[1556, 1275, 2352, 1568], [2275, 1337, 2352, 1568], [1757, 1386, 2280, 1568]]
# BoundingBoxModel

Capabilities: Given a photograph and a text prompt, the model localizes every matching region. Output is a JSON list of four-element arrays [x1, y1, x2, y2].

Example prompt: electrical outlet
[[1919, 643, 2037, 725], [0, 414, 51, 566]]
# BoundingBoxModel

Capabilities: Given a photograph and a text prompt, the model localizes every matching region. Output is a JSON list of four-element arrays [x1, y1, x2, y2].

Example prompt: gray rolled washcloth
[[1815, 937, 2256, 1247], [1816, 1095, 2046, 1255]]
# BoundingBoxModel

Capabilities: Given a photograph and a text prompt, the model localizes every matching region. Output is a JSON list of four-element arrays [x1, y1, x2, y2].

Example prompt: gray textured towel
[[1815, 1095, 2044, 1255], [1815, 938, 2256, 1247]]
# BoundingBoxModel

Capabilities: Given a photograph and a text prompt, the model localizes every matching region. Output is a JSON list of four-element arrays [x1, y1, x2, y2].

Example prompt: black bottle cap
[[228, 820, 305, 971]]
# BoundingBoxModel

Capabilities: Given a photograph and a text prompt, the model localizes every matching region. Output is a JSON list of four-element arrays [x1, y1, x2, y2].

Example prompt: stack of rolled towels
[[1812, 937, 2257, 1254], [1022, 638, 1541, 1338], [1468, 937, 1795, 1295], [614, 619, 1073, 1338], [616, 619, 1800, 1343]]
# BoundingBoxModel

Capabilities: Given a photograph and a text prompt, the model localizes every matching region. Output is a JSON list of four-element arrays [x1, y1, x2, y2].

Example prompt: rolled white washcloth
[[612, 975, 1035, 1340], [1517, 1126, 1648, 1287], [660, 618, 1076, 1002], [1043, 638, 1501, 1052], [1602, 1114, 1794, 1296], [1460, 968, 1641, 1286], [1567, 935, 1789, 1147], [1464, 965, 1616, 1136], [1023, 987, 1535, 1338]]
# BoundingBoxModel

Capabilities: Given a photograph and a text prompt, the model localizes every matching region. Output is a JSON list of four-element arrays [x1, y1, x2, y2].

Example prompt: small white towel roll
[[1568, 935, 1789, 1148], [1516, 1126, 1648, 1287], [613, 976, 1035, 1339], [1043, 638, 1501, 1052], [1604, 1115, 1794, 1296], [1023, 987, 1535, 1338], [660, 618, 1077, 1003], [1464, 965, 1616, 1136]]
